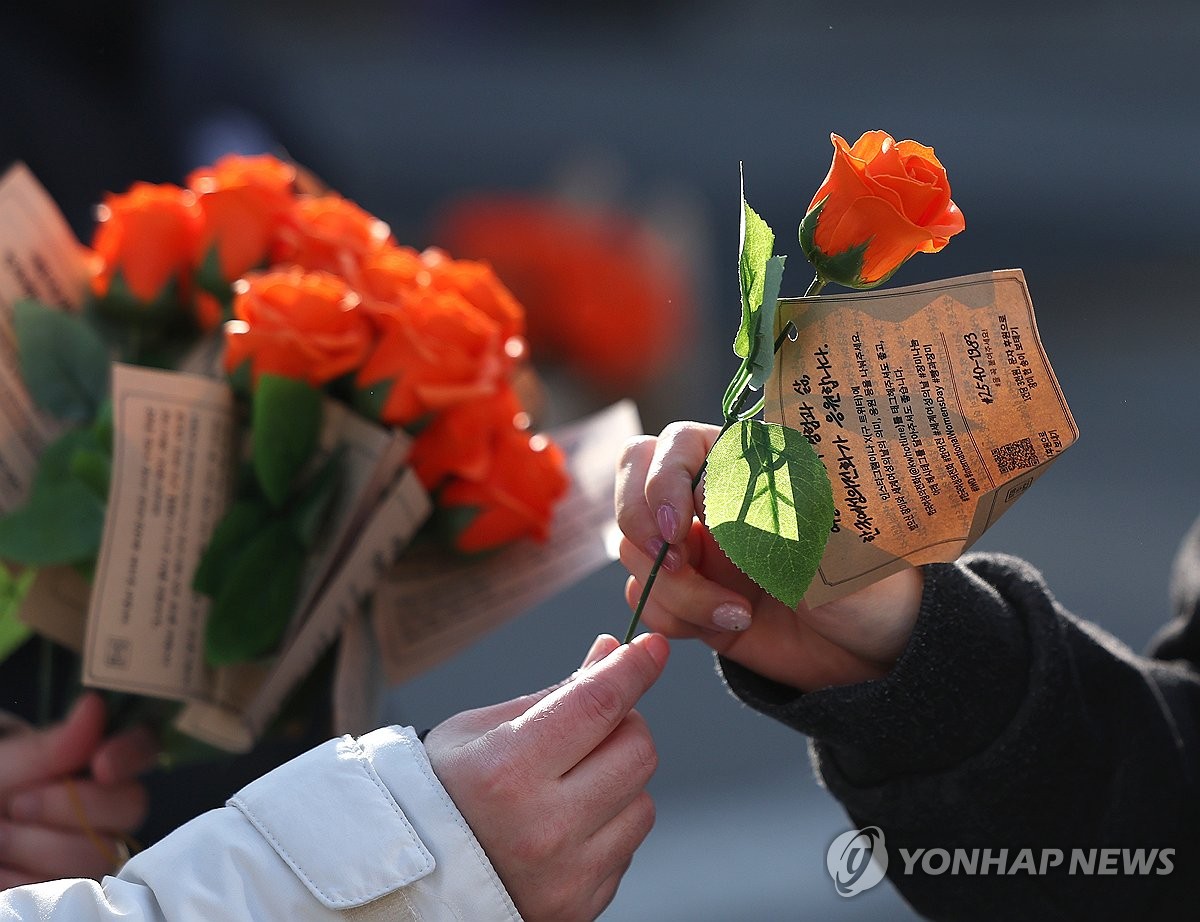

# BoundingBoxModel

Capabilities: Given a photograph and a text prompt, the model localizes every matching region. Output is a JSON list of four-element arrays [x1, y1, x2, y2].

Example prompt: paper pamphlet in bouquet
[[0, 162, 642, 753], [768, 270, 1078, 606]]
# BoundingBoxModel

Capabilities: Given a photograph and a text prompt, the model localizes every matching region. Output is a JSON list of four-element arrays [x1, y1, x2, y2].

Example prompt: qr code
[[992, 437, 1038, 474]]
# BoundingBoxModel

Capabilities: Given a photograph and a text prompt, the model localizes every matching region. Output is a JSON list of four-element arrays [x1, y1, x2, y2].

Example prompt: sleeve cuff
[[720, 555, 1036, 786]]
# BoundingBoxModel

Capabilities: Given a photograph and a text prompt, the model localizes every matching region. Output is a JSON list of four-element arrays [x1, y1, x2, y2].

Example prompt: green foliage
[[194, 434, 345, 666], [13, 299, 110, 423], [191, 500, 272, 597], [733, 180, 776, 361], [289, 447, 345, 548], [0, 424, 112, 566], [353, 378, 393, 423], [204, 517, 306, 666], [0, 563, 34, 663], [704, 419, 833, 608], [251, 374, 321, 508], [724, 176, 786, 418], [798, 198, 873, 290]]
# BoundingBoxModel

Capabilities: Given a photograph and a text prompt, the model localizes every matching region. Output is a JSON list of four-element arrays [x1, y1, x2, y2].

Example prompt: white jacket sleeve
[[0, 726, 522, 921]]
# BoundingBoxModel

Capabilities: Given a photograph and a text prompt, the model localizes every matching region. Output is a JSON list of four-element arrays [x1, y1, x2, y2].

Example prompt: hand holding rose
[[0, 693, 158, 889], [616, 423, 924, 692]]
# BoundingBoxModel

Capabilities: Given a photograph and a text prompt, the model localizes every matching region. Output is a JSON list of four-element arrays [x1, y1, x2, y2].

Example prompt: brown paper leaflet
[[768, 269, 1078, 606]]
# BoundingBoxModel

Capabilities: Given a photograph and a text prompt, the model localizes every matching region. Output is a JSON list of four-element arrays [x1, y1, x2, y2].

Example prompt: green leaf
[[13, 300, 110, 423], [0, 563, 34, 663], [69, 447, 112, 501], [353, 378, 393, 423], [252, 374, 322, 508], [192, 499, 273, 597], [289, 446, 345, 549], [733, 172, 776, 362], [204, 518, 306, 665], [0, 478, 106, 565], [704, 419, 834, 608], [746, 254, 786, 390], [798, 198, 874, 290]]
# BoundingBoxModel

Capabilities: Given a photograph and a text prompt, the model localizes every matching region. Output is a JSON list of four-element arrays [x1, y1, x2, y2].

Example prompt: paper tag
[[370, 400, 641, 685], [0, 164, 89, 514], [767, 269, 1078, 605], [17, 567, 92, 652], [82, 365, 236, 699]]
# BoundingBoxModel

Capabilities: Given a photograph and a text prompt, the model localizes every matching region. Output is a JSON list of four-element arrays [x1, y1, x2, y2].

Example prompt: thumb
[[507, 633, 670, 777]]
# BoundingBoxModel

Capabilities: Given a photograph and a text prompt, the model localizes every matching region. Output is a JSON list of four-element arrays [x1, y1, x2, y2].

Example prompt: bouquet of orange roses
[[0, 154, 621, 754]]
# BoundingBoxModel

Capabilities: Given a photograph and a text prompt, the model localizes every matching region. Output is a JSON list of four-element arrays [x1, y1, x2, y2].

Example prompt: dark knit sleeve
[[719, 552, 1200, 920]]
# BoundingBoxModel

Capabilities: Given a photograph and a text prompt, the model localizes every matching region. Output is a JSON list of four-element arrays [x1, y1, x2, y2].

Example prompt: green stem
[[622, 277, 826, 643]]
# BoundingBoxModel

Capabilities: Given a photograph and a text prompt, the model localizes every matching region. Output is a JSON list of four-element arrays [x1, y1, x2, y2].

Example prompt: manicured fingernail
[[646, 538, 684, 572], [634, 632, 670, 668], [8, 791, 39, 822], [712, 603, 752, 632], [656, 504, 681, 542]]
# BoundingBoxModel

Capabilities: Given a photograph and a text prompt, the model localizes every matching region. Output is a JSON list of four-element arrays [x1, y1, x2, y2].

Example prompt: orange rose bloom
[[273, 194, 392, 284], [409, 384, 527, 490], [420, 248, 525, 342], [440, 424, 569, 553], [91, 182, 201, 303], [355, 288, 506, 428], [434, 196, 689, 394], [359, 245, 427, 305], [188, 154, 297, 282], [800, 131, 965, 288], [223, 269, 374, 387]]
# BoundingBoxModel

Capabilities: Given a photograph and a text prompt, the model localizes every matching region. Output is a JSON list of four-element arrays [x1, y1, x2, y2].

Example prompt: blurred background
[[4, 0, 1200, 917]]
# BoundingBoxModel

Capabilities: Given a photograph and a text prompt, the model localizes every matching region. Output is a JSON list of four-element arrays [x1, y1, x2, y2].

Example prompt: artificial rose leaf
[[746, 253, 786, 390], [0, 478, 106, 566], [0, 564, 34, 663], [251, 373, 321, 508], [289, 445, 345, 549], [704, 419, 834, 608], [13, 300, 110, 423], [192, 498, 272, 597], [204, 517, 305, 665], [732, 176, 776, 363]]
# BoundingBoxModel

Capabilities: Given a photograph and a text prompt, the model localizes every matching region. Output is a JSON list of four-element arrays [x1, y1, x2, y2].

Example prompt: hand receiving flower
[[0, 693, 158, 889]]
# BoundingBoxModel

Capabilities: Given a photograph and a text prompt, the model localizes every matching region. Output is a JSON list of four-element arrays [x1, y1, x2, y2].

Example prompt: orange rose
[[223, 269, 374, 387], [409, 385, 527, 490], [433, 196, 688, 393], [188, 154, 297, 283], [419, 248, 525, 342], [355, 288, 505, 427], [272, 194, 392, 284], [799, 131, 965, 288], [91, 182, 201, 304], [439, 424, 569, 553], [359, 245, 426, 305]]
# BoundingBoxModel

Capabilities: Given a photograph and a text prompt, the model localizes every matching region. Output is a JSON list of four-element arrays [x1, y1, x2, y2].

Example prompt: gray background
[[6, 1, 1200, 918]]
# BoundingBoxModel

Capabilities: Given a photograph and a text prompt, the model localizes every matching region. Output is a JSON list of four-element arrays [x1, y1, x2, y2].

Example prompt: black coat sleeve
[[719, 545, 1200, 921]]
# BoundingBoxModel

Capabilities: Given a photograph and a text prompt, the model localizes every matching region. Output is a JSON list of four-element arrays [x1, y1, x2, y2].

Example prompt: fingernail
[[581, 634, 617, 669], [634, 632, 670, 669], [8, 791, 38, 822], [646, 538, 684, 572], [712, 603, 752, 632], [656, 504, 681, 543]]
